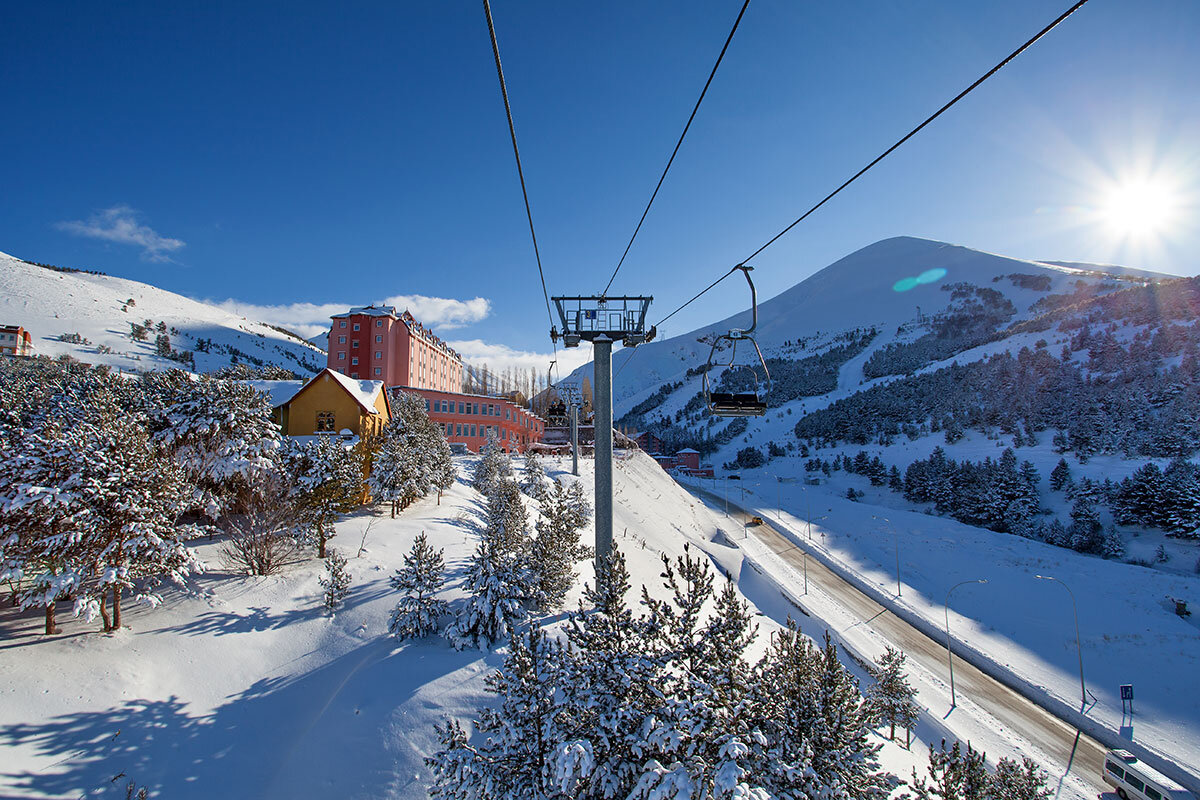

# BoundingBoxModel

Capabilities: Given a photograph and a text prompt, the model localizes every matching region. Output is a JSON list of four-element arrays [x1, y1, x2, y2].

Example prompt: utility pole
[[552, 296, 653, 567]]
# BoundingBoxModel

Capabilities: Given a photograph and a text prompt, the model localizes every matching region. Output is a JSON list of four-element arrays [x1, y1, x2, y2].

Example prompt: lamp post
[[1037, 574, 1087, 708], [874, 515, 901, 597], [945, 578, 988, 708]]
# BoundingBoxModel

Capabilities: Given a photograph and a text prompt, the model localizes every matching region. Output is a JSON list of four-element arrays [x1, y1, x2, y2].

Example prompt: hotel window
[[376, 320, 383, 327], [338, 336, 346, 344], [374, 367, 381, 376], [337, 352, 345, 360], [353, 323, 360, 331], [458, 401, 464, 413], [375, 335, 382, 343], [456, 424, 462, 436], [316, 411, 336, 432], [351, 357, 359, 365], [351, 340, 359, 348], [446, 423, 453, 435], [339, 321, 346, 328], [471, 425, 476, 437], [375, 351, 382, 359], [351, 372, 359, 378]]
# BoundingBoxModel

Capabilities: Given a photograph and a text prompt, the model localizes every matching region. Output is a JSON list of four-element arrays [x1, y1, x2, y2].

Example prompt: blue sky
[[2, 1, 1197, 374]]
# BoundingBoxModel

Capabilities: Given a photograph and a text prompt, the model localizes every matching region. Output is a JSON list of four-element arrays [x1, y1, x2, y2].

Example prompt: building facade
[[392, 386, 545, 454], [327, 306, 463, 392], [0, 326, 33, 357], [273, 369, 391, 438]]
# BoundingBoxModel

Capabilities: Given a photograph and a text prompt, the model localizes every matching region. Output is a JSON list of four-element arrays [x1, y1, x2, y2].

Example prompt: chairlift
[[703, 265, 770, 417]]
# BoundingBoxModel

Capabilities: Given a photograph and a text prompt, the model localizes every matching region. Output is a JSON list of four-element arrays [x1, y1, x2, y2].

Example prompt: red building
[[328, 306, 463, 392], [392, 386, 546, 454], [0, 325, 33, 357]]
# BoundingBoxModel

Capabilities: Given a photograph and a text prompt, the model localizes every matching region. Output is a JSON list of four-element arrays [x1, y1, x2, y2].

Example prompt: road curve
[[687, 484, 1109, 799]]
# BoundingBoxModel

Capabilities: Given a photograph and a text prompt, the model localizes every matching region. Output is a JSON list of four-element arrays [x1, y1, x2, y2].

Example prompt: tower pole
[[570, 402, 579, 476], [594, 336, 614, 563]]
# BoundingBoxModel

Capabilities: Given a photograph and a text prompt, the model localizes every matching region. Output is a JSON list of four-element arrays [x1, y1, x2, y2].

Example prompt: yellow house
[[273, 368, 391, 437]]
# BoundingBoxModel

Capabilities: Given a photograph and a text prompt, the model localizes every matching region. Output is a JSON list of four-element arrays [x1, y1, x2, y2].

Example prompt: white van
[[1102, 749, 1194, 800]]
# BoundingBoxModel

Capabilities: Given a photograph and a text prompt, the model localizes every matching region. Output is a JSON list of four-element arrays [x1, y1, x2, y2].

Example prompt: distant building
[[635, 431, 665, 455], [0, 326, 33, 357], [394, 386, 545, 454], [675, 448, 701, 472], [264, 368, 391, 437], [327, 306, 462, 392]]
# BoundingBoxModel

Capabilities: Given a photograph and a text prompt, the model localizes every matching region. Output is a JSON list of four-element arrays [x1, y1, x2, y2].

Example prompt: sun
[[1099, 177, 1180, 237]]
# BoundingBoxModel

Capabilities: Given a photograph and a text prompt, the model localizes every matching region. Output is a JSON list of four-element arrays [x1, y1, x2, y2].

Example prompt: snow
[[0, 250, 325, 375], [677, 460, 1200, 794], [0, 450, 933, 799], [317, 369, 386, 414], [244, 379, 305, 408]]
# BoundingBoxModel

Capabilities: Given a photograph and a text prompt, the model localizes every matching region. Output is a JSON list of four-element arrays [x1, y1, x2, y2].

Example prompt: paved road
[[688, 484, 1110, 799]]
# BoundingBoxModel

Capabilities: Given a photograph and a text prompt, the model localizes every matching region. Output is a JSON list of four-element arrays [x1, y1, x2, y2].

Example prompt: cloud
[[56, 205, 185, 262], [214, 295, 492, 340], [447, 338, 593, 379]]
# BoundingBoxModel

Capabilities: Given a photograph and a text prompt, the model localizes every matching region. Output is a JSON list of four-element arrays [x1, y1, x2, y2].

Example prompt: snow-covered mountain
[[0, 250, 326, 375], [565, 236, 1165, 415]]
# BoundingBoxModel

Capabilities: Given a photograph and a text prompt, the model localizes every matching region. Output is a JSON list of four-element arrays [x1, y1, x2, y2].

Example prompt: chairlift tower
[[552, 296, 654, 564]]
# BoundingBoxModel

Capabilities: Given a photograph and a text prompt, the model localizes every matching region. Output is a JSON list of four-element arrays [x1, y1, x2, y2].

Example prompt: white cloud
[[447, 338, 593, 380], [214, 295, 492, 340], [56, 205, 185, 262]]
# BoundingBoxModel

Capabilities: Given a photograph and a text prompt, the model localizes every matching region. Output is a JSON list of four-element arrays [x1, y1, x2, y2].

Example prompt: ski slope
[[0, 250, 325, 375]]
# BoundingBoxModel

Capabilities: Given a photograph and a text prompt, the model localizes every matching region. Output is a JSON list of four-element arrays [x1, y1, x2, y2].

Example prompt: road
[[687, 483, 1110, 799]]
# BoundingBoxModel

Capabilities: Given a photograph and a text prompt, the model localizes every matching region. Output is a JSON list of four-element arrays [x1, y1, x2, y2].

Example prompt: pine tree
[[1069, 497, 1103, 554], [445, 480, 531, 650], [991, 756, 1053, 799], [1050, 458, 1072, 492], [388, 532, 448, 640], [521, 449, 547, 501], [320, 549, 351, 612], [529, 479, 593, 611], [865, 646, 920, 747], [472, 429, 512, 496], [910, 739, 989, 800], [293, 436, 363, 558]]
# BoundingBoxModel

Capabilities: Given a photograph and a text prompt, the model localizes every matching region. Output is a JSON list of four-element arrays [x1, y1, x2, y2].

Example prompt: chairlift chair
[[703, 265, 771, 417]]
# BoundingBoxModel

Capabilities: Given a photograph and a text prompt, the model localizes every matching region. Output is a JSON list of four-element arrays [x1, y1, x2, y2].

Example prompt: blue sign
[[1121, 684, 1134, 701], [583, 310, 597, 320]]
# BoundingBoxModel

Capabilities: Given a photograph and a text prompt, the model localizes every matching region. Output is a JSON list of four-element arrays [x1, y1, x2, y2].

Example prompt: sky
[[2, 0, 1198, 377]]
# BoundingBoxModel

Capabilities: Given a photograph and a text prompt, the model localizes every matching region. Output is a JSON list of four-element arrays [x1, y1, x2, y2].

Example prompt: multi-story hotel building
[[0, 325, 33, 357], [327, 306, 463, 392], [392, 387, 545, 454]]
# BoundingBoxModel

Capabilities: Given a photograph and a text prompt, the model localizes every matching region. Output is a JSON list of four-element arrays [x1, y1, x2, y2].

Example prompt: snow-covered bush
[[218, 471, 306, 575], [292, 436, 364, 558], [370, 391, 455, 515], [388, 532, 448, 640]]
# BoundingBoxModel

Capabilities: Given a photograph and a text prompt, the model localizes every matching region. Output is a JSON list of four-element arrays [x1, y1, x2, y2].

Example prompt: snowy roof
[[245, 379, 305, 408], [330, 305, 397, 319], [320, 369, 386, 415], [676, 448, 700, 454]]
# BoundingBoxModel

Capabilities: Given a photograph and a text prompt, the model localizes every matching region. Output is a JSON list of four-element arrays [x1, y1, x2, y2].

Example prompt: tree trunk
[[112, 584, 122, 630], [318, 527, 327, 559], [391, 501, 396, 519], [45, 603, 61, 636], [437, 490, 442, 506], [99, 593, 111, 632], [889, 721, 895, 740], [905, 728, 911, 749]]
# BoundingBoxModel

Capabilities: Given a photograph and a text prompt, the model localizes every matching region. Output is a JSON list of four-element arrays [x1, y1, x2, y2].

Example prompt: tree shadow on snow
[[0, 638, 492, 799]]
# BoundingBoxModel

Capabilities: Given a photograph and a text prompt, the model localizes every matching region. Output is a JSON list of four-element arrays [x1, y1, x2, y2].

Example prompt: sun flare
[[1099, 178, 1180, 237]]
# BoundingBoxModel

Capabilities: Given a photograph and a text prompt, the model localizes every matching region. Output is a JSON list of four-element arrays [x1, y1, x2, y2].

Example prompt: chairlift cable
[[482, 0, 556, 335], [651, 0, 1091, 331], [601, 0, 752, 297]]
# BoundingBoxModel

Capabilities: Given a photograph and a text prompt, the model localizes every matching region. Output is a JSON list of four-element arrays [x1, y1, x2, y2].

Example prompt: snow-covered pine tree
[[1049, 458, 1072, 492], [1101, 527, 1125, 559], [910, 739, 989, 800], [529, 479, 593, 611], [369, 415, 422, 517], [520, 449, 547, 501], [292, 435, 363, 557], [472, 429, 512, 496], [444, 480, 531, 650], [320, 548, 351, 612], [991, 756, 1054, 799], [865, 646, 919, 746], [388, 532, 448, 640], [427, 625, 567, 798], [1068, 497, 1104, 554], [142, 371, 284, 519]]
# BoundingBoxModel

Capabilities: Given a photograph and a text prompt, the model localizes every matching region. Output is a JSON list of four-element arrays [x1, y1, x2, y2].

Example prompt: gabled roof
[[291, 369, 387, 416], [245, 379, 306, 408]]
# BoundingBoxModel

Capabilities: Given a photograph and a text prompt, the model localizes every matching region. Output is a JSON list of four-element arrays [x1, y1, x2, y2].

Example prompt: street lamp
[[945, 578, 988, 708], [1036, 575, 1087, 708], [874, 515, 901, 598]]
